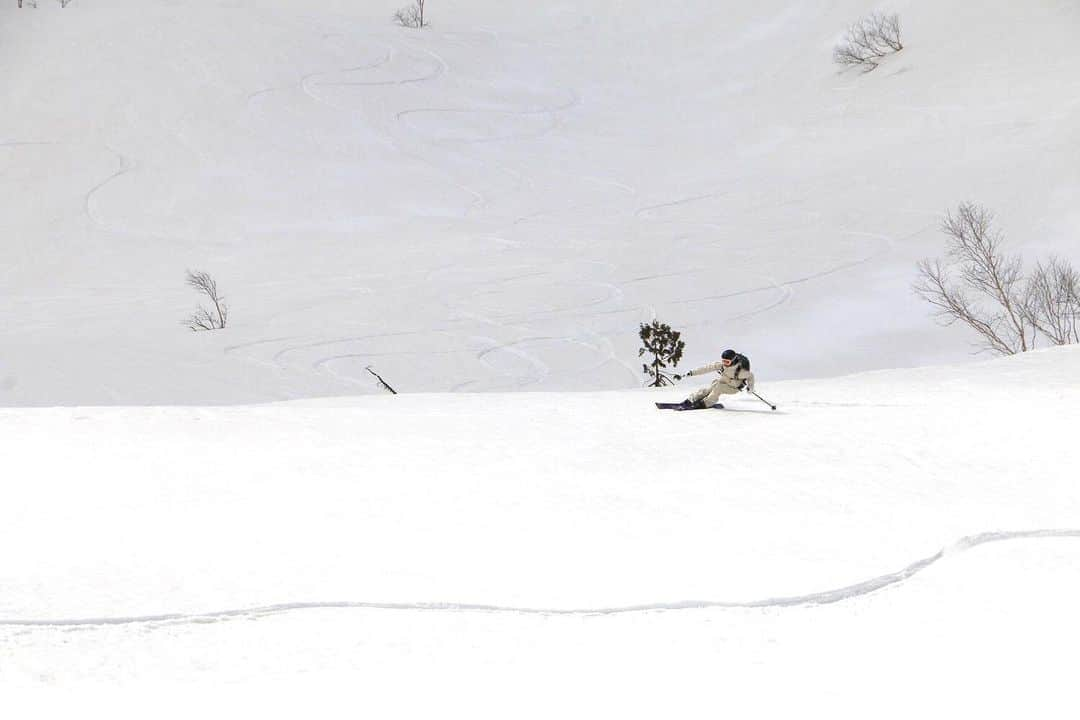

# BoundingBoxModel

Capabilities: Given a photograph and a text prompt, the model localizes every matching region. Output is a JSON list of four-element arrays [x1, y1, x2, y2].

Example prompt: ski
[[655, 402, 723, 411]]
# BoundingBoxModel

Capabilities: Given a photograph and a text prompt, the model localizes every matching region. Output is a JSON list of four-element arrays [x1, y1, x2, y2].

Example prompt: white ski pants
[[688, 378, 740, 406]]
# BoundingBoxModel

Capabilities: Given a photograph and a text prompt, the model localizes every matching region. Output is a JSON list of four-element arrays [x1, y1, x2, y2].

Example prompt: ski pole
[[750, 390, 777, 410]]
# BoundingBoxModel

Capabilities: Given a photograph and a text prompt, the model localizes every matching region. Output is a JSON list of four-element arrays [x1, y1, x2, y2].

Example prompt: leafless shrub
[[915, 203, 1080, 355], [915, 204, 1033, 355], [393, 0, 426, 29], [185, 270, 228, 331], [833, 12, 903, 72], [1023, 257, 1080, 346]]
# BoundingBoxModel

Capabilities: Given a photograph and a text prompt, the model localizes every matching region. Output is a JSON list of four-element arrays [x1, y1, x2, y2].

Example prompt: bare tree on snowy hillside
[[185, 270, 229, 331], [833, 12, 903, 72], [1023, 257, 1080, 346], [915, 204, 1033, 355], [394, 0, 427, 29], [914, 203, 1080, 355]]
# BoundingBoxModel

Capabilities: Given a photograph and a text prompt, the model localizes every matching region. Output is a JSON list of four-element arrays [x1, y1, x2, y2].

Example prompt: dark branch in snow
[[833, 13, 904, 72], [185, 270, 229, 332], [366, 366, 398, 394]]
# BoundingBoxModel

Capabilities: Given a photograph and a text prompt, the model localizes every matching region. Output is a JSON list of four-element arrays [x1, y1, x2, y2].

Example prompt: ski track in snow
[[723, 273, 795, 322], [633, 190, 728, 219], [394, 90, 579, 146], [474, 336, 552, 386], [631, 189, 930, 327], [508, 173, 635, 228], [350, 40, 493, 215], [76, 143, 195, 248], [269, 328, 469, 378], [82, 146, 133, 233], [245, 50, 396, 110], [299, 50, 394, 100], [244, 39, 486, 216], [269, 330, 444, 364], [671, 224, 930, 320], [310, 43, 448, 89], [244, 38, 394, 109], [3, 530, 1078, 629], [482, 280, 624, 322], [233, 265, 628, 389], [472, 331, 632, 386], [429, 262, 633, 388], [391, 91, 580, 215]]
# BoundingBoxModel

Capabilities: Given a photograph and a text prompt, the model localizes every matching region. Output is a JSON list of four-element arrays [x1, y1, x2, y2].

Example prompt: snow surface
[[4, 2, 1080, 716], [3, 347, 1080, 716], [3, 0, 1080, 404]]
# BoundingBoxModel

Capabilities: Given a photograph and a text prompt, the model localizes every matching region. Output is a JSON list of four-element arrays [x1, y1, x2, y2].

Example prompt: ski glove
[[684, 370, 693, 377]]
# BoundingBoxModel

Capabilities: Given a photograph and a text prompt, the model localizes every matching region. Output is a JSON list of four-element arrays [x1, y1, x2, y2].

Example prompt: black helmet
[[721, 349, 737, 362]]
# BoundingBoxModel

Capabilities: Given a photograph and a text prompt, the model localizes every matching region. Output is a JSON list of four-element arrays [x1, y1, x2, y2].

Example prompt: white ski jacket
[[685, 361, 755, 392]]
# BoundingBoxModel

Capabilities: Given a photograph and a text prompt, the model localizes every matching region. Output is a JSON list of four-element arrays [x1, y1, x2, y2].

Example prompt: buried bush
[[833, 12, 903, 71]]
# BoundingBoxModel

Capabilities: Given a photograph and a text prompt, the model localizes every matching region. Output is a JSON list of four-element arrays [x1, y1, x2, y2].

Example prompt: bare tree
[[185, 270, 228, 331], [1023, 257, 1080, 346], [833, 12, 904, 72], [393, 0, 426, 29], [914, 204, 1036, 355], [16, 1, 69, 10]]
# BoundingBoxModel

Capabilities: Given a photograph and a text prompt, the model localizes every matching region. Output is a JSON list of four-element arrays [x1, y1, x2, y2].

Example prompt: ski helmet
[[721, 349, 737, 362]]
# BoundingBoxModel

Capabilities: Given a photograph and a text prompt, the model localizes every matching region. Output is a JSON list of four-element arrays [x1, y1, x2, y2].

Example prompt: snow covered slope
[[3, 0, 1080, 405], [2, 347, 1079, 716]]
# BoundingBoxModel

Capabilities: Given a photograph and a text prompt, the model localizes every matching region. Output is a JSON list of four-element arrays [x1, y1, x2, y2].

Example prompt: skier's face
[[721, 358, 733, 367]]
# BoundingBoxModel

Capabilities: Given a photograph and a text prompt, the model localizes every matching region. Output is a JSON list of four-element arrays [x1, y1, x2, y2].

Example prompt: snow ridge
[[4, 529, 1077, 628]]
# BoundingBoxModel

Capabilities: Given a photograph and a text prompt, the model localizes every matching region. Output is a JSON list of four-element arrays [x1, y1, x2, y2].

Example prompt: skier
[[674, 349, 754, 409]]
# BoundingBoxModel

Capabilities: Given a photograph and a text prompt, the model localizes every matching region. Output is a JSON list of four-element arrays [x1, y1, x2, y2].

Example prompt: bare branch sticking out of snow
[[185, 269, 228, 331], [833, 12, 903, 72], [394, 0, 427, 29]]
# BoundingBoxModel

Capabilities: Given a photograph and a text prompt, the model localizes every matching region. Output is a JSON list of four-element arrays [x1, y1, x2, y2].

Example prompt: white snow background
[[2, 0, 1079, 717], [3, 0, 1079, 402]]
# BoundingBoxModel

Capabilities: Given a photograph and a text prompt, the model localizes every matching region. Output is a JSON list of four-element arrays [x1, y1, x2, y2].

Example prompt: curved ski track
[[670, 224, 932, 320], [3, 530, 1077, 629], [394, 90, 579, 145]]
